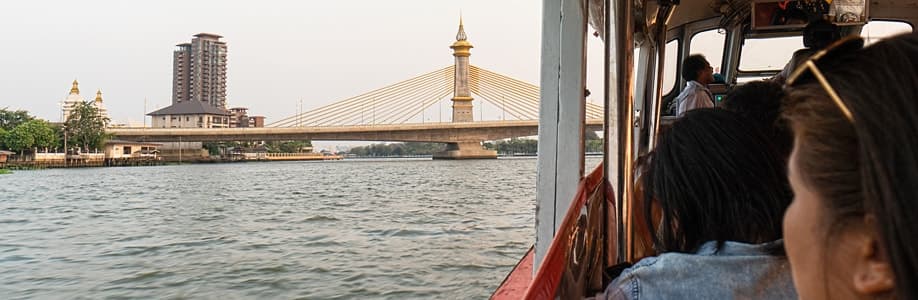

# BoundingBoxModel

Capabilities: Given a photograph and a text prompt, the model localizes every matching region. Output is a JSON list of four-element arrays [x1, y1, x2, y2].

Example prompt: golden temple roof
[[70, 79, 79, 94]]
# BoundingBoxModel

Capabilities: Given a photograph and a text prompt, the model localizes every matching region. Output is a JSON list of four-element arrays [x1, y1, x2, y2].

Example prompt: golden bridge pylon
[[267, 19, 603, 159]]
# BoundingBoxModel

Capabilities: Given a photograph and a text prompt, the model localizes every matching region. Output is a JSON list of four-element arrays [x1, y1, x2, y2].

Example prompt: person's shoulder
[[604, 261, 649, 300], [609, 255, 669, 287], [602, 254, 695, 300]]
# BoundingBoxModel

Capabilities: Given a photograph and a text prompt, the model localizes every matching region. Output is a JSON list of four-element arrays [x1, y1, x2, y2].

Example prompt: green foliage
[[0, 127, 6, 149], [203, 142, 222, 156], [585, 131, 603, 153], [348, 142, 445, 157], [21, 120, 57, 149], [3, 127, 32, 151], [49, 124, 64, 149], [585, 131, 601, 140], [64, 102, 110, 151], [265, 140, 313, 153], [0, 169, 10, 175], [485, 135, 603, 154], [1, 120, 57, 152], [487, 138, 539, 155], [585, 139, 603, 153], [0, 108, 34, 131]]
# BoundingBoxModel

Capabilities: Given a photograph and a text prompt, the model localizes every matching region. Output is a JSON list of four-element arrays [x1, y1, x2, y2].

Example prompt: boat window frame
[[861, 19, 914, 45], [735, 31, 803, 79], [660, 37, 681, 98], [663, 17, 726, 100], [734, 18, 915, 81], [688, 28, 728, 76]]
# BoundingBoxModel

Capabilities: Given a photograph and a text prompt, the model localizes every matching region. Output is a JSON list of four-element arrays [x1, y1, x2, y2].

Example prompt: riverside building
[[172, 33, 227, 109], [61, 80, 109, 123], [149, 33, 230, 128]]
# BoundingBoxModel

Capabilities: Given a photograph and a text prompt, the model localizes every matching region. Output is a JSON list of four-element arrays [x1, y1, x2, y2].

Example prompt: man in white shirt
[[674, 54, 715, 116]]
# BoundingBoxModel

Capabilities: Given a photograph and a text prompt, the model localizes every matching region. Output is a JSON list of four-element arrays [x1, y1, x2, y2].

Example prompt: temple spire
[[95, 89, 103, 103], [70, 79, 80, 94]]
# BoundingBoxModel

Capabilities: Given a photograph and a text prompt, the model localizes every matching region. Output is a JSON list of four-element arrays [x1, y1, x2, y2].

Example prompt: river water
[[0, 158, 600, 299]]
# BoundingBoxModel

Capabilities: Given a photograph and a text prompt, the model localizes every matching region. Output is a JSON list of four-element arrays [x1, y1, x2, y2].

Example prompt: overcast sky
[[2, 1, 909, 142], [0, 0, 589, 127]]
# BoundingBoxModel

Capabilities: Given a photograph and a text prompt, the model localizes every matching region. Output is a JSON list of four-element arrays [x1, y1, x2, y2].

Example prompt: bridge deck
[[109, 119, 604, 143]]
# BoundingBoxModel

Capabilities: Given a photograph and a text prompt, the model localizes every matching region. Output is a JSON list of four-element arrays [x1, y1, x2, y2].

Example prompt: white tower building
[[61, 80, 85, 122]]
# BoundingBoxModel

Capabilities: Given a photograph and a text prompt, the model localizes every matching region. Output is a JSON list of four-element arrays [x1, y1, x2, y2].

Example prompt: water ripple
[[0, 158, 600, 298]]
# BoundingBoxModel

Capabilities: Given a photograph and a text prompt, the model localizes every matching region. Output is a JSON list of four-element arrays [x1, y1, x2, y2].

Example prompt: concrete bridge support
[[433, 141, 497, 160]]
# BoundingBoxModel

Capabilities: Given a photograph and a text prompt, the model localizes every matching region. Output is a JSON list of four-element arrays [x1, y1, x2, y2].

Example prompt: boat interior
[[494, 0, 917, 298]]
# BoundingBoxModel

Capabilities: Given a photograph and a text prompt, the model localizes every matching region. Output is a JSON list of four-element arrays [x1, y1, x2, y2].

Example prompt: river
[[0, 158, 600, 299]]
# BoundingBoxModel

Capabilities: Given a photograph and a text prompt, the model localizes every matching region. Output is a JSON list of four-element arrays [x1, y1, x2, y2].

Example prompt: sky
[[0, 1, 602, 128], [1, 1, 909, 150]]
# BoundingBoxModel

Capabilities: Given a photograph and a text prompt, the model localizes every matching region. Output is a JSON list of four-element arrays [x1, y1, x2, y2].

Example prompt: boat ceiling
[[658, 0, 918, 29]]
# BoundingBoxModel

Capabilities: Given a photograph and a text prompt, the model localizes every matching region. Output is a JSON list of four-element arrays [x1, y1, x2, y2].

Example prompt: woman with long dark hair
[[782, 33, 918, 299], [603, 108, 795, 299]]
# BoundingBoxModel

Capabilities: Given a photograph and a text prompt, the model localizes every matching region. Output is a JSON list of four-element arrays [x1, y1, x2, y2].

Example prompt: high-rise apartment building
[[172, 33, 227, 109]]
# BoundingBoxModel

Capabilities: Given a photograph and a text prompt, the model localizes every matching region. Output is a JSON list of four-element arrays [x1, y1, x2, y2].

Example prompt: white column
[[535, 0, 587, 270]]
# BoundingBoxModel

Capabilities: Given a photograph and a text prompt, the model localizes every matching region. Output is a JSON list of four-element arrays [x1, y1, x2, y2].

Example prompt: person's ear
[[851, 216, 895, 295]]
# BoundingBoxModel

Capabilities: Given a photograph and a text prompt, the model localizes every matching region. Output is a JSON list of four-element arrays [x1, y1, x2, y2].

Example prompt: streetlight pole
[[63, 125, 68, 167]]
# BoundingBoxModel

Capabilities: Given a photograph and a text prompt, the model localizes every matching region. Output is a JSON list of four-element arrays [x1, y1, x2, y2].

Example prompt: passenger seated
[[773, 19, 840, 84], [673, 55, 715, 116], [601, 109, 796, 299], [722, 80, 793, 161], [782, 33, 918, 299]]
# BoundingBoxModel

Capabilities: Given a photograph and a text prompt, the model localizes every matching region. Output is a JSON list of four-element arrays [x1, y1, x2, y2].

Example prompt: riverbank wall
[[1, 152, 343, 169]]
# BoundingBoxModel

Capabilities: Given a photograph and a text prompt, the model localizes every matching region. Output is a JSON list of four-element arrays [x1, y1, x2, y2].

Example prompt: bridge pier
[[433, 141, 497, 160]]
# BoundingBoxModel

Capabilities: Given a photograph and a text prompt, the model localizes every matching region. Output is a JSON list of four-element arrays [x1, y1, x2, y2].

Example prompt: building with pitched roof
[[147, 100, 231, 128], [149, 33, 231, 128]]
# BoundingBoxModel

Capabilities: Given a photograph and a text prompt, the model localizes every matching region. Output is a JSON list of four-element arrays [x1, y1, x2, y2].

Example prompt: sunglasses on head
[[786, 35, 865, 122]]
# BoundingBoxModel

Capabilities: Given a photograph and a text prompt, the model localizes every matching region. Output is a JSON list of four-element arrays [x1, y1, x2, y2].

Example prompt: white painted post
[[535, 0, 587, 270]]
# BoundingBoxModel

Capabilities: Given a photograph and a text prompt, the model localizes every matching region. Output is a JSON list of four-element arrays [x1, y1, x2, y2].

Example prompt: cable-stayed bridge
[[109, 20, 603, 159], [266, 65, 602, 127]]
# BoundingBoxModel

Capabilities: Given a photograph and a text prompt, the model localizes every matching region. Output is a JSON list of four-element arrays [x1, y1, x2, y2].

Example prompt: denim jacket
[[602, 240, 797, 300]]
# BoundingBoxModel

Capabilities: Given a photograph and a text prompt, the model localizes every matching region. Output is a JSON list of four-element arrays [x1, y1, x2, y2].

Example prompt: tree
[[2, 127, 32, 152], [265, 140, 312, 153], [585, 131, 603, 153], [0, 127, 6, 149], [347, 142, 445, 157], [1, 120, 57, 153], [0, 108, 33, 131], [22, 120, 56, 150], [492, 138, 538, 155], [391, 144, 405, 156], [64, 101, 110, 151], [585, 131, 601, 140]]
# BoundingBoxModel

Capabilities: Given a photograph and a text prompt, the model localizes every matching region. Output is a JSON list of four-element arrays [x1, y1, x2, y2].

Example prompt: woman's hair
[[783, 32, 918, 299], [644, 108, 791, 253], [722, 80, 793, 161]]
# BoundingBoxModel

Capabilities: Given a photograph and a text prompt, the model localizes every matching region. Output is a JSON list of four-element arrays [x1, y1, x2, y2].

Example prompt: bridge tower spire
[[433, 16, 498, 160], [450, 16, 474, 122]]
